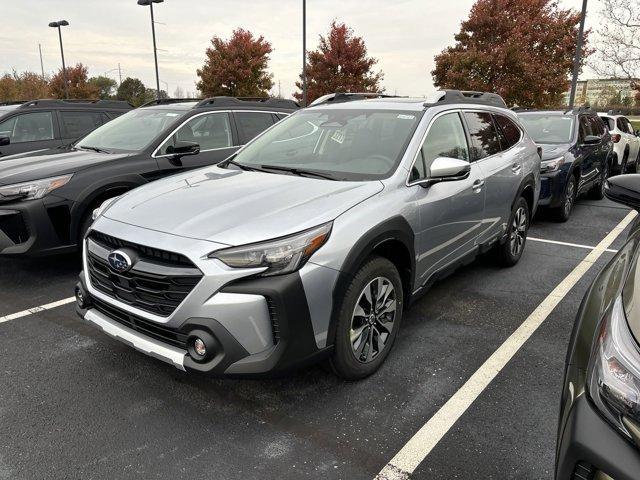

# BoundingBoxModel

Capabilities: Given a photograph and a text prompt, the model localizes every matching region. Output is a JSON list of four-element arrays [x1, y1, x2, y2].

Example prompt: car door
[[463, 111, 521, 245], [58, 110, 106, 145], [622, 117, 640, 161], [154, 111, 238, 177], [233, 111, 277, 145], [0, 110, 62, 156], [576, 115, 601, 190], [409, 111, 485, 286]]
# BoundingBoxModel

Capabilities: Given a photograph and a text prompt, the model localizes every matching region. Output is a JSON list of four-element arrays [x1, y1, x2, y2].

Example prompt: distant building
[[563, 78, 638, 107]]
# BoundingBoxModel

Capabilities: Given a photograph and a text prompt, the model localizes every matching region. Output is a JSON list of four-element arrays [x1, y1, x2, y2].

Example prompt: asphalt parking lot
[[0, 196, 634, 480]]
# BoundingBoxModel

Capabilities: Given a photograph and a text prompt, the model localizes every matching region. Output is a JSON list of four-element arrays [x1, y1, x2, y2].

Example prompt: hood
[[104, 166, 384, 246], [0, 148, 133, 186], [538, 143, 570, 161]]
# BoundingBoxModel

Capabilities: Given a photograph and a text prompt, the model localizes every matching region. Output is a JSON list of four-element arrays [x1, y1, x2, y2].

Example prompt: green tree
[[294, 22, 383, 104], [88, 75, 117, 99], [196, 28, 274, 97], [116, 77, 154, 106], [432, 0, 591, 107]]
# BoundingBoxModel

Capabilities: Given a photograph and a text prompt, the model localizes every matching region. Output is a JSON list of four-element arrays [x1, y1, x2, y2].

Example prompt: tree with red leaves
[[49, 63, 99, 99], [295, 22, 383, 105], [432, 0, 591, 107], [197, 28, 274, 97]]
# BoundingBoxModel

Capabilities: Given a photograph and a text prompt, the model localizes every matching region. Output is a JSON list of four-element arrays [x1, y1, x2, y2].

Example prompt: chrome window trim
[[152, 109, 285, 159]]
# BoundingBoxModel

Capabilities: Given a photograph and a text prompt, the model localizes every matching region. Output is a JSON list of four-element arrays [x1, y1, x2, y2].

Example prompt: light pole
[[137, 0, 163, 100], [48, 20, 69, 99], [568, 0, 588, 110], [302, 0, 307, 106]]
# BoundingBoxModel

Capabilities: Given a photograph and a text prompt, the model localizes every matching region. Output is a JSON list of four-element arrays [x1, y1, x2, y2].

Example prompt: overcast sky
[[0, 0, 598, 99]]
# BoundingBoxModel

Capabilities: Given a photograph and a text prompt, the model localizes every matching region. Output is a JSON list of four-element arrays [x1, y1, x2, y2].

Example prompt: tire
[[587, 161, 609, 200], [330, 256, 404, 380], [496, 197, 530, 267], [622, 148, 630, 173], [550, 174, 576, 222]]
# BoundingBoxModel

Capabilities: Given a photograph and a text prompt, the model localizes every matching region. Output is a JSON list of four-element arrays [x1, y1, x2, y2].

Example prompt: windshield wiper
[[259, 165, 337, 180], [78, 145, 110, 154], [219, 157, 273, 173]]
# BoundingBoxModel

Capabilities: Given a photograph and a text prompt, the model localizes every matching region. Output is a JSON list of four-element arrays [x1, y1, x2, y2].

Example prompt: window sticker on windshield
[[397, 114, 415, 120], [331, 129, 346, 144]]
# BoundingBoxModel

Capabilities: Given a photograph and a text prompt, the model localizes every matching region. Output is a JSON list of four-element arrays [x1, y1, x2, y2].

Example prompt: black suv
[[0, 97, 298, 256], [0, 99, 133, 157], [518, 108, 613, 221]]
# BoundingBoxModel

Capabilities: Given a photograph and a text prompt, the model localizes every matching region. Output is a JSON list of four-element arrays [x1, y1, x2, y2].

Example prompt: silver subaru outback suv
[[75, 90, 540, 379]]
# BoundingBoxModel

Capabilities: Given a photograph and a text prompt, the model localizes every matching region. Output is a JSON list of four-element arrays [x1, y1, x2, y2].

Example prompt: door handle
[[472, 179, 484, 192], [511, 163, 522, 174]]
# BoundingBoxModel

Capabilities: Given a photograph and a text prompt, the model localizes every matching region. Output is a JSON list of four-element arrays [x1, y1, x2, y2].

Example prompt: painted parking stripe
[[0, 297, 75, 324], [529, 236, 618, 253], [376, 210, 637, 480]]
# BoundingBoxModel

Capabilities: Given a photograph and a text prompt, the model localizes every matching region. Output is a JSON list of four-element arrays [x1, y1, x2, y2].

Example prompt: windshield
[[76, 108, 185, 153], [518, 113, 574, 144], [231, 109, 422, 181]]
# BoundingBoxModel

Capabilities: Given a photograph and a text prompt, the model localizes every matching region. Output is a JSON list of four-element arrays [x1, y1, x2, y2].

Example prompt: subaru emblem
[[107, 250, 133, 273]]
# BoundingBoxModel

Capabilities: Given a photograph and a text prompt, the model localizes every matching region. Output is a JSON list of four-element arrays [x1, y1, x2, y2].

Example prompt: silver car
[[75, 90, 541, 379]]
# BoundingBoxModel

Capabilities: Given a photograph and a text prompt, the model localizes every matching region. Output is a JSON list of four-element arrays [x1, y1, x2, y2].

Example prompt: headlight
[[92, 196, 121, 221], [209, 222, 332, 277], [587, 296, 640, 439], [540, 156, 565, 173], [0, 174, 73, 201]]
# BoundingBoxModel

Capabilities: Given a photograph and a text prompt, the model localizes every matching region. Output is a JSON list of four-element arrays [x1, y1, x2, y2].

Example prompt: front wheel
[[550, 174, 576, 222], [496, 197, 529, 267], [330, 256, 403, 380], [588, 162, 609, 200]]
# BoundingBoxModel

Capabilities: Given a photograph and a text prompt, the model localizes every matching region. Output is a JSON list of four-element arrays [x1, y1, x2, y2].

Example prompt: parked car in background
[[598, 111, 640, 174], [0, 96, 297, 256], [76, 90, 540, 379], [518, 108, 613, 222], [0, 99, 133, 158], [556, 174, 640, 480]]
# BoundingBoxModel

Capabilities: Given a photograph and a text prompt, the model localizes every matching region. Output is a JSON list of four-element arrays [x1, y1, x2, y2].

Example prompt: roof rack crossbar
[[138, 98, 200, 108], [423, 90, 507, 108], [193, 96, 299, 109]]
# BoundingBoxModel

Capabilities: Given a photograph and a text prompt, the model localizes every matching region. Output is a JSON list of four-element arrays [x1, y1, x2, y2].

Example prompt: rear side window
[[494, 114, 521, 149], [235, 112, 275, 143], [0, 111, 54, 143], [463, 111, 502, 160], [622, 118, 635, 135], [411, 112, 469, 182], [59, 111, 104, 139]]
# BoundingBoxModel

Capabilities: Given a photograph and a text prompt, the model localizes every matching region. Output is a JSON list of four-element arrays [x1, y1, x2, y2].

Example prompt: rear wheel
[[496, 197, 529, 267], [551, 174, 576, 222], [330, 256, 403, 380]]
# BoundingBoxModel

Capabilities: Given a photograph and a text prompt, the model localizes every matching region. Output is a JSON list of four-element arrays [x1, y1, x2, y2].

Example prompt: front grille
[[0, 211, 29, 245], [86, 233, 202, 317], [93, 297, 188, 349]]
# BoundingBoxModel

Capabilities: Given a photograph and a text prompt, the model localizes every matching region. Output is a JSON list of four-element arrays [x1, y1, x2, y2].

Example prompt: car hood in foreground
[[104, 166, 384, 246], [538, 143, 571, 161], [0, 148, 133, 186]]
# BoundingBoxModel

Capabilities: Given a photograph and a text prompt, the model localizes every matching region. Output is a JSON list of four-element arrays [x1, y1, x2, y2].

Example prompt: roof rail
[[308, 92, 401, 107], [138, 98, 200, 108], [18, 99, 133, 109], [564, 104, 594, 114], [194, 96, 300, 110], [423, 90, 507, 108]]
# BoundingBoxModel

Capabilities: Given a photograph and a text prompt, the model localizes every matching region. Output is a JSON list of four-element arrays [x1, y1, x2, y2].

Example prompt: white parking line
[[375, 210, 637, 480], [0, 297, 75, 324], [528, 236, 618, 253]]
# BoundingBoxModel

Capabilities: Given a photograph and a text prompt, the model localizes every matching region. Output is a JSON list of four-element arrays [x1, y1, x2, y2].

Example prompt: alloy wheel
[[564, 178, 575, 217], [350, 277, 396, 364], [509, 206, 528, 256]]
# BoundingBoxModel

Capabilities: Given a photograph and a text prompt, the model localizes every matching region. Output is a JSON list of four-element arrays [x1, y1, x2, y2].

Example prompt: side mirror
[[166, 141, 200, 157], [582, 135, 601, 145], [604, 175, 640, 210], [430, 156, 471, 180], [0, 136, 10, 147]]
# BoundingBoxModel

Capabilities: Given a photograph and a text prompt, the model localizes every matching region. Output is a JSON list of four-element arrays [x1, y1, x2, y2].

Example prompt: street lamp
[[137, 0, 163, 100], [568, 0, 588, 110], [48, 20, 69, 99], [302, 0, 307, 106]]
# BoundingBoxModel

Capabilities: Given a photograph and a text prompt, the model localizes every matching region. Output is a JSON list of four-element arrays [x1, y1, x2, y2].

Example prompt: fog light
[[75, 283, 90, 309], [193, 338, 206, 357]]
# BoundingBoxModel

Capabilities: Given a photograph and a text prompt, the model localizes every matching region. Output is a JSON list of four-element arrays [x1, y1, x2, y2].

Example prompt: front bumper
[[538, 169, 568, 208], [556, 394, 640, 480], [0, 196, 75, 256], [76, 216, 338, 376]]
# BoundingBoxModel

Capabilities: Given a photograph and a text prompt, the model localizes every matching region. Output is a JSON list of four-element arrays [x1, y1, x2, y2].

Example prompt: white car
[[598, 112, 640, 174]]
